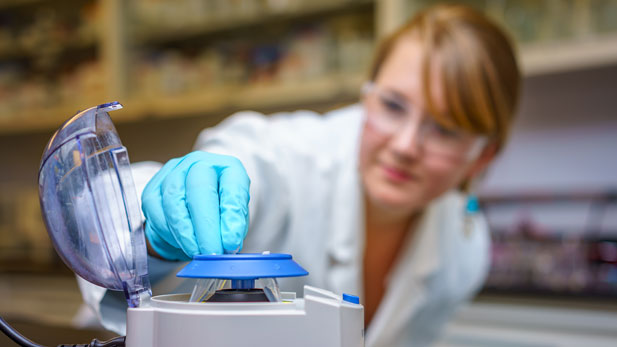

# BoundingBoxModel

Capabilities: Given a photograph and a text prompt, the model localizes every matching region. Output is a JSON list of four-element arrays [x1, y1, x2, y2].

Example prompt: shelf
[[127, 74, 363, 119], [479, 190, 617, 203], [0, 74, 364, 134], [521, 33, 617, 76], [123, 74, 364, 119], [0, 0, 47, 10], [0, 0, 92, 10], [0, 37, 97, 62], [135, 0, 374, 45]]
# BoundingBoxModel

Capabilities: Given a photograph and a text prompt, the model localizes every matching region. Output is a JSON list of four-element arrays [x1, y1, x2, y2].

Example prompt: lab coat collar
[[404, 200, 445, 280]]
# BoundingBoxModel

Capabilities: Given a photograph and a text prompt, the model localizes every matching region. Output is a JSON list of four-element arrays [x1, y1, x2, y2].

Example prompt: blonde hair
[[370, 4, 521, 152]]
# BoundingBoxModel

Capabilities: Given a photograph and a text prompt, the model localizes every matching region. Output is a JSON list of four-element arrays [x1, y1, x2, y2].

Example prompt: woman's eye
[[432, 123, 462, 139], [379, 97, 406, 115]]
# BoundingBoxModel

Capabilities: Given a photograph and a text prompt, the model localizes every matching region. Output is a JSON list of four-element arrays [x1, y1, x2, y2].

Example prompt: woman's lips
[[381, 164, 414, 183]]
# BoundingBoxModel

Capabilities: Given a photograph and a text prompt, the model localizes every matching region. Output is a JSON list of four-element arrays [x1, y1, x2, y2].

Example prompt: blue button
[[342, 293, 360, 304]]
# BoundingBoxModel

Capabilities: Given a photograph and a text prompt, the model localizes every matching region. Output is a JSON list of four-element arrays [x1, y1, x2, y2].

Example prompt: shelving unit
[[0, 74, 365, 133], [479, 191, 617, 298], [0, 0, 616, 136], [0, 0, 375, 134], [0, 0, 102, 134], [0, 36, 96, 61], [134, 0, 374, 45]]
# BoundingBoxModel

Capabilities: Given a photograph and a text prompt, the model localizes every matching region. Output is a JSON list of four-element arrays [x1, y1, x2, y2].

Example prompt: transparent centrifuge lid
[[38, 102, 151, 307]]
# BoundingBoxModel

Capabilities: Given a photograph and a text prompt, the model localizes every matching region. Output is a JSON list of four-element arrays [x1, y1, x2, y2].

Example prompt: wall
[[480, 64, 617, 194]]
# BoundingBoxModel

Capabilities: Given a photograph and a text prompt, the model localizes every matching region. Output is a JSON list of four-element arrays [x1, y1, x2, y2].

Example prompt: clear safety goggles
[[361, 82, 487, 161]]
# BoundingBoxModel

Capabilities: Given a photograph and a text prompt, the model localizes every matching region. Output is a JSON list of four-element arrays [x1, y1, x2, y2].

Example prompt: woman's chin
[[368, 186, 420, 212], [362, 170, 424, 213]]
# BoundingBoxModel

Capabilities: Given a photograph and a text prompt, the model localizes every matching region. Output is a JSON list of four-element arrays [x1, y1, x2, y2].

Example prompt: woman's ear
[[465, 141, 499, 181]]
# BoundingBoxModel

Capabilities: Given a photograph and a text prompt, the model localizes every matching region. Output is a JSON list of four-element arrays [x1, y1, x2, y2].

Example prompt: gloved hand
[[141, 151, 250, 260]]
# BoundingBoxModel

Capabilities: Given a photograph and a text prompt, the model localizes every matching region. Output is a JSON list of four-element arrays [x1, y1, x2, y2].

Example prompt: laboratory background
[[0, 0, 616, 346]]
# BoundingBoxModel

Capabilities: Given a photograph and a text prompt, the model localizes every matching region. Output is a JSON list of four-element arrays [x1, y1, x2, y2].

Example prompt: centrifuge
[[8, 102, 364, 347]]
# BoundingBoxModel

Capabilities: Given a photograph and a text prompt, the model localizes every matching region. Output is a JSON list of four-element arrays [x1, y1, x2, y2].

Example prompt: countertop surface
[[1, 273, 616, 347]]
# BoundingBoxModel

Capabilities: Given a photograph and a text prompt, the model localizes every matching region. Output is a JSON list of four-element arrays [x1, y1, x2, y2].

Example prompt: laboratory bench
[[0, 272, 115, 346], [1, 272, 616, 347], [435, 293, 617, 347]]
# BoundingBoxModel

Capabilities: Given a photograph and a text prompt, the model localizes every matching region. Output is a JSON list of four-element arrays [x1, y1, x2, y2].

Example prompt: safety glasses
[[361, 82, 487, 161]]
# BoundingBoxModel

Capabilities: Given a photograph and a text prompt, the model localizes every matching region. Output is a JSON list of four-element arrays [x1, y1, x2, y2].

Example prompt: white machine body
[[126, 285, 364, 347]]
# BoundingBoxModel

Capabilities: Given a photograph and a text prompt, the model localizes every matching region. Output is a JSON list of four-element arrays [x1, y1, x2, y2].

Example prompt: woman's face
[[359, 37, 485, 215]]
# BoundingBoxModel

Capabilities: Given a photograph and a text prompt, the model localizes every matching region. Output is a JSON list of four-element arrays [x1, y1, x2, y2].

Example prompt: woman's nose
[[389, 117, 423, 159]]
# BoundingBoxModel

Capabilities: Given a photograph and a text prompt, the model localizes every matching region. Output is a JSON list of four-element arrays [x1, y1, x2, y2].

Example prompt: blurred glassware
[[482, 192, 617, 297]]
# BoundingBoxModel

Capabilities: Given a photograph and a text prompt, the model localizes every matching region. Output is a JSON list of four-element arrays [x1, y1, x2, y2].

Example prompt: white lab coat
[[79, 104, 490, 347]]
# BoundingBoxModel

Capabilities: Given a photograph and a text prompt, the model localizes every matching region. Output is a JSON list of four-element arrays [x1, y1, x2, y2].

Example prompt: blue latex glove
[[141, 151, 250, 260]]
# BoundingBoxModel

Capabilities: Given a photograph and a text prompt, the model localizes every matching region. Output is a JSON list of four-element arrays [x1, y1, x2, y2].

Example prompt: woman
[[82, 4, 520, 346]]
